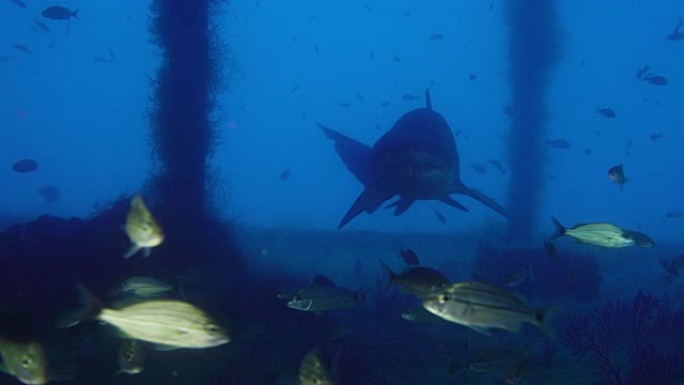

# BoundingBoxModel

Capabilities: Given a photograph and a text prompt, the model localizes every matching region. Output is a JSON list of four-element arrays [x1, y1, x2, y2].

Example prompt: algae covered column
[[504, 0, 560, 241], [150, 0, 216, 238]]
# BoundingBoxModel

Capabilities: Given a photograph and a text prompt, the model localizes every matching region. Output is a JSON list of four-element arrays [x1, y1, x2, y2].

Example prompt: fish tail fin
[[56, 284, 103, 328], [353, 286, 373, 303], [72, 9, 79, 20], [124, 244, 140, 258], [534, 307, 558, 343], [379, 260, 397, 286], [548, 216, 566, 241]]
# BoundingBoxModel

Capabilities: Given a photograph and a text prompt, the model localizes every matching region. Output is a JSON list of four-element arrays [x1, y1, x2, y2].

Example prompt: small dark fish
[[667, 18, 684, 41], [644, 75, 668, 86], [279, 169, 290, 181], [12, 159, 38, 172], [403, 10, 411, 16], [454, 129, 461, 138], [38, 185, 60, 203], [108, 47, 116, 60], [596, 108, 616, 118], [608, 164, 627, 192], [290, 85, 299, 93], [468, 74, 477, 81], [486, 160, 506, 174], [650, 133, 663, 142], [8, 0, 27, 8], [665, 211, 684, 219], [546, 139, 570, 149], [392, 55, 401, 63], [503, 104, 513, 117], [33, 20, 50, 33], [430, 34, 444, 41], [41, 6, 78, 20], [355, 92, 364, 102], [0, 56, 15, 63], [625, 139, 633, 149], [379, 101, 391, 107], [313, 274, 336, 288], [339, 102, 351, 108], [383, 263, 450, 297], [470, 163, 487, 174], [399, 249, 419, 266], [544, 240, 559, 260], [363, 3, 372, 11], [433, 209, 446, 225], [635, 65, 650, 79], [402, 94, 418, 101], [13, 44, 32, 55], [370, 50, 374, 59], [584, 148, 593, 156]]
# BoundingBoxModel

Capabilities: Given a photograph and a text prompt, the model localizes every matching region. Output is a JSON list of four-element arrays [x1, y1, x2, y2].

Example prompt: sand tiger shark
[[320, 89, 509, 229]]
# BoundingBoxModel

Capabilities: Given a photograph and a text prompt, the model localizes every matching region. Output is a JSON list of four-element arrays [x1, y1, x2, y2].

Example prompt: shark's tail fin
[[458, 186, 509, 218]]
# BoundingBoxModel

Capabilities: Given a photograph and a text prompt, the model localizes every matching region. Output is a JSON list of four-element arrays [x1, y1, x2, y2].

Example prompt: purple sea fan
[[564, 291, 684, 385]]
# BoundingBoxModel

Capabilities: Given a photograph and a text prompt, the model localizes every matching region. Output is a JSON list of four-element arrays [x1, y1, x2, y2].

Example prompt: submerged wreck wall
[[504, 0, 560, 241]]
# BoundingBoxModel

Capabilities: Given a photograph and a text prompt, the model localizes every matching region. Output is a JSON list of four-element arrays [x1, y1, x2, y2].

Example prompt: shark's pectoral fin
[[457, 185, 510, 218], [384, 197, 414, 216], [338, 185, 392, 229], [438, 196, 468, 212], [319, 123, 376, 187], [366, 200, 383, 214]]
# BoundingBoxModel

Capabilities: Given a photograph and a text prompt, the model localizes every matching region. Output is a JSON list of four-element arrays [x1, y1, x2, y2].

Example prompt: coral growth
[[565, 291, 684, 385]]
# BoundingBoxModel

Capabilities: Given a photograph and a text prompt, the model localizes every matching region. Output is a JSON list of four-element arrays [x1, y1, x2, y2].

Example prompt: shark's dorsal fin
[[425, 89, 432, 110]]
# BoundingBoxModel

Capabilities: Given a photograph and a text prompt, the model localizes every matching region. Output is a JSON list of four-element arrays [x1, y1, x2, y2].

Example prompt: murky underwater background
[[1, 0, 684, 384]]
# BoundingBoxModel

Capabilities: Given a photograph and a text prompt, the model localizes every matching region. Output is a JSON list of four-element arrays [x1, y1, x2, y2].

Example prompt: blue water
[[1, 0, 684, 384]]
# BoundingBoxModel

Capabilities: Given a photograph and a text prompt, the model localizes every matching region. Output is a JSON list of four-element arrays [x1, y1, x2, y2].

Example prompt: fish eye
[[21, 355, 33, 368], [439, 293, 450, 303], [292, 295, 300, 301]]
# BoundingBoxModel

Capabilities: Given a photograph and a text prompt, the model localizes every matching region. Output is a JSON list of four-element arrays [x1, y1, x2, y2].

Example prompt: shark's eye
[[439, 293, 450, 303], [292, 295, 300, 301]]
